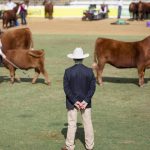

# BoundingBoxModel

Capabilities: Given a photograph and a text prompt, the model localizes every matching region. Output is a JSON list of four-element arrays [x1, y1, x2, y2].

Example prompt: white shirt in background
[[118, 0, 123, 7], [6, 1, 16, 10]]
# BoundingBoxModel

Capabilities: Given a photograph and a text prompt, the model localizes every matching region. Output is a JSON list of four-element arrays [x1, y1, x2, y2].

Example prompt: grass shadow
[[20, 77, 45, 84], [0, 76, 46, 85], [102, 76, 150, 86]]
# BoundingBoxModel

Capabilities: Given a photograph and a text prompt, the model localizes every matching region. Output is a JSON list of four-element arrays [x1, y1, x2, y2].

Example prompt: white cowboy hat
[[67, 47, 89, 59]]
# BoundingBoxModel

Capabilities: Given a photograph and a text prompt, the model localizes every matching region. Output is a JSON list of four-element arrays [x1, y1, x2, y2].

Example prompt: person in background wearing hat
[[6, 0, 16, 10], [62, 48, 96, 150]]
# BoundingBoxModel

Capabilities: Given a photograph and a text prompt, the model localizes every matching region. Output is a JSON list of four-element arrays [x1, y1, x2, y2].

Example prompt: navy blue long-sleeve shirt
[[63, 64, 96, 110]]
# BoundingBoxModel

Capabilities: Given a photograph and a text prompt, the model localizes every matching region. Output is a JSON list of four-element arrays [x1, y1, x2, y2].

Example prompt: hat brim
[[67, 53, 89, 59]]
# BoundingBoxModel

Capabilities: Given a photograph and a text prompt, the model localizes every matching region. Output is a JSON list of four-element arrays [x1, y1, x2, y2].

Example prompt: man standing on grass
[[62, 47, 96, 150]]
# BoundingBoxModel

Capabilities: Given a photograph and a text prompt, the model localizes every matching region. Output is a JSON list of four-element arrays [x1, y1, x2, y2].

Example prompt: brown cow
[[43, 0, 53, 19], [3, 49, 50, 85], [0, 27, 33, 53], [93, 36, 150, 87], [138, 1, 150, 20], [2, 3, 20, 28], [129, 2, 139, 20]]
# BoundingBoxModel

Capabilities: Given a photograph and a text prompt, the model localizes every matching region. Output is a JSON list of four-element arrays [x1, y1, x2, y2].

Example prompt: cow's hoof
[[99, 83, 103, 86], [97, 80, 103, 86], [96, 81, 103, 86], [139, 84, 144, 87], [15, 78, 21, 82], [45, 81, 51, 86]]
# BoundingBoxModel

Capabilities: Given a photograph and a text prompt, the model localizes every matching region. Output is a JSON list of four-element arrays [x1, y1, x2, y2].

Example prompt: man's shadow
[[61, 123, 85, 146]]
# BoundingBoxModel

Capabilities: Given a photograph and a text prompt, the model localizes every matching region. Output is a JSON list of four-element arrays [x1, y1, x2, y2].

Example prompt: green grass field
[[0, 34, 150, 150]]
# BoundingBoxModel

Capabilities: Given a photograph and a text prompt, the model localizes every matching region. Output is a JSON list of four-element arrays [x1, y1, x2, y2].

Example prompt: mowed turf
[[0, 34, 150, 150]]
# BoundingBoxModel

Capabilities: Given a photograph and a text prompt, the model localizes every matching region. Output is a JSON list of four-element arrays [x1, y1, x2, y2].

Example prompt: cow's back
[[94, 38, 140, 68], [1, 28, 33, 53]]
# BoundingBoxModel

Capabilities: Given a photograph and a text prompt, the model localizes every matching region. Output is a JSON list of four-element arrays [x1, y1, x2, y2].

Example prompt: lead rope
[[0, 46, 30, 78], [4, 57, 30, 78]]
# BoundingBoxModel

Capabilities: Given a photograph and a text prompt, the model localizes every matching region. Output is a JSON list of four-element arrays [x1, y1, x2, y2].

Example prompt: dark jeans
[[20, 11, 27, 25], [117, 6, 122, 19]]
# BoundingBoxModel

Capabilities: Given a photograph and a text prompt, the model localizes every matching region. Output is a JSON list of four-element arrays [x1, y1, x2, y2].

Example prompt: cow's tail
[[30, 39, 34, 50], [28, 49, 45, 58], [92, 38, 99, 70], [24, 27, 34, 50], [29, 31, 34, 50]]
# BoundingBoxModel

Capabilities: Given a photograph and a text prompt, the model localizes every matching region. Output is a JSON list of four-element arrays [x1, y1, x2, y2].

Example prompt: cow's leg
[[82, 15, 86, 21], [4, 20, 7, 29], [6, 21, 9, 28], [40, 67, 50, 85], [48, 12, 50, 19], [3, 20, 5, 28], [9, 66, 15, 84], [97, 62, 105, 86], [15, 76, 21, 82], [32, 68, 40, 84], [50, 13, 52, 19], [137, 66, 145, 87], [10, 67, 20, 82]]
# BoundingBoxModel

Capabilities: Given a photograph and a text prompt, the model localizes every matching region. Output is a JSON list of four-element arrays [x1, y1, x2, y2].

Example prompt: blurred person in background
[[17, 1, 28, 25], [117, 0, 123, 19], [99, 3, 109, 19], [6, 0, 16, 10]]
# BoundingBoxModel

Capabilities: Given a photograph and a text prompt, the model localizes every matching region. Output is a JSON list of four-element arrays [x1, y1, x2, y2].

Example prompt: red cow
[[3, 49, 50, 85], [2, 3, 20, 28], [0, 27, 33, 53], [129, 2, 139, 20], [138, 1, 150, 20], [43, 0, 53, 19], [93, 36, 150, 87]]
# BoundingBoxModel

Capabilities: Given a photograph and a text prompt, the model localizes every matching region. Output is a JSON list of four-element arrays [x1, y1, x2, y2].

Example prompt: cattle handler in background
[[17, 0, 28, 25], [62, 48, 96, 150]]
